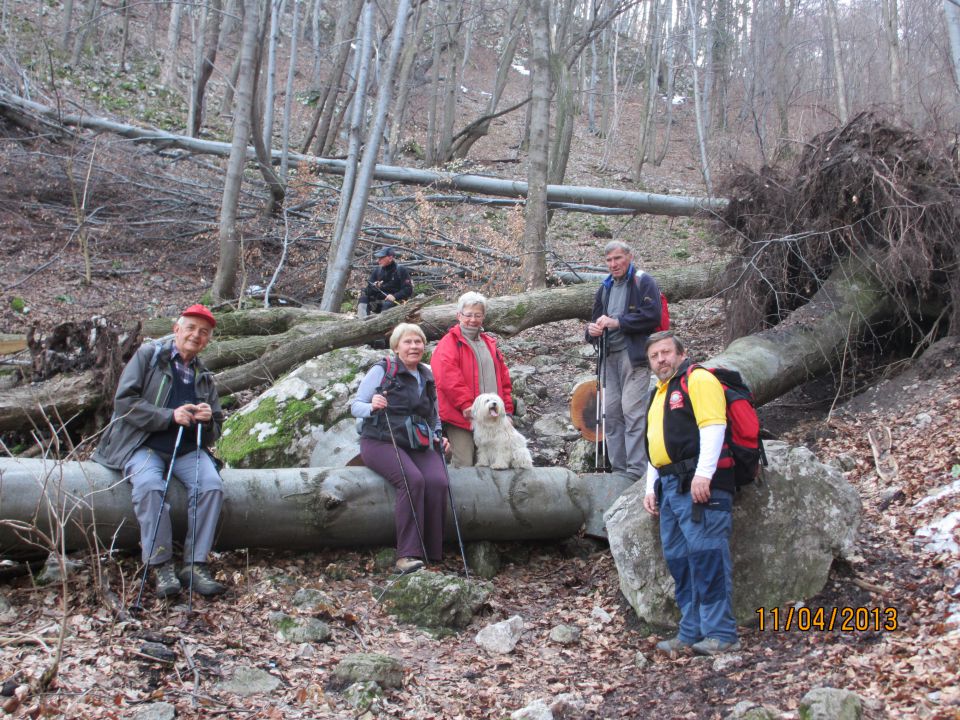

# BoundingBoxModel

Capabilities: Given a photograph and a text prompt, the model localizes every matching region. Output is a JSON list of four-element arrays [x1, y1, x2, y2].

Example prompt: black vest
[[651, 359, 735, 494], [145, 355, 198, 456], [360, 358, 437, 450]]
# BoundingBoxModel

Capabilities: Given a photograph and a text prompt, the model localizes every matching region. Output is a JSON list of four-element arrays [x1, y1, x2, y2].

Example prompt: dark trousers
[[360, 437, 448, 561]]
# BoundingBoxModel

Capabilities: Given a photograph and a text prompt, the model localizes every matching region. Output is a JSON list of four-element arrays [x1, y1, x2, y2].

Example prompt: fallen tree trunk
[[0, 459, 590, 559], [0, 89, 726, 217], [0, 262, 727, 429], [710, 253, 895, 405]]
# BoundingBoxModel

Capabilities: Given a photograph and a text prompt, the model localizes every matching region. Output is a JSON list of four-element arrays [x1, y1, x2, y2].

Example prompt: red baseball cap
[[180, 303, 216, 328]]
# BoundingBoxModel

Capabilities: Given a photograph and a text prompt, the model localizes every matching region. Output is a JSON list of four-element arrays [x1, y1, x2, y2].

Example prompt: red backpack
[[680, 364, 766, 488]]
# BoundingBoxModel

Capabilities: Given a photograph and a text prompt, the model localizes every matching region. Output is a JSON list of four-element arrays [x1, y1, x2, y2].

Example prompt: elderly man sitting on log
[[93, 303, 227, 601]]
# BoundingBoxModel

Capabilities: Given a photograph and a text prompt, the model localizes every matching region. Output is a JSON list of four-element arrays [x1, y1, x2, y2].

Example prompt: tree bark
[[0, 460, 588, 559], [946, 0, 960, 92], [188, 0, 223, 139], [522, 0, 551, 290], [211, 0, 260, 301]]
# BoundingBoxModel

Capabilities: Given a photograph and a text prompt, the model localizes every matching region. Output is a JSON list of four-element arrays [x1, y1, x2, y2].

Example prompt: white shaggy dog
[[471, 393, 534, 470]]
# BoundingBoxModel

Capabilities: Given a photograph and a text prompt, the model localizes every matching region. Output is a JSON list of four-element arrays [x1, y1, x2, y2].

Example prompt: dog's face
[[471, 393, 506, 423]]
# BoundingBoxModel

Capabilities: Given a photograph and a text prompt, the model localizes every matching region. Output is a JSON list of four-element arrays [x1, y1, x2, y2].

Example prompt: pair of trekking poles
[[130, 423, 205, 614], [381, 404, 470, 579], [595, 330, 608, 471]]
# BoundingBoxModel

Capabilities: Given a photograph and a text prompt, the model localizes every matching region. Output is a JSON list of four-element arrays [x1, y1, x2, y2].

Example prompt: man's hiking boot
[[692, 637, 742, 656], [154, 561, 181, 598], [655, 636, 692, 655], [395, 557, 424, 574], [178, 563, 227, 597]]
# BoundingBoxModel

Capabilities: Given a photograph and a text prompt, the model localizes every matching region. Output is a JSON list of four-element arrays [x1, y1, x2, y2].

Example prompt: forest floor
[[1, 21, 959, 720]]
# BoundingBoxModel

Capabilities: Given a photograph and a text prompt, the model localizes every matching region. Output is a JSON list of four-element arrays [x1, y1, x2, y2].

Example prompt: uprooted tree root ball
[[718, 111, 960, 343]]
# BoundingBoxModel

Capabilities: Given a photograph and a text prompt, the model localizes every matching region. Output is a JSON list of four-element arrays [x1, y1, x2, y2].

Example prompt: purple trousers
[[360, 437, 448, 561]]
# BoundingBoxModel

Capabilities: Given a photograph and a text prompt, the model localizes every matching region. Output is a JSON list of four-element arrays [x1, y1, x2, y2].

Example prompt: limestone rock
[[727, 701, 782, 720], [343, 681, 385, 712], [511, 698, 553, 720], [291, 588, 334, 611], [332, 653, 404, 689], [130, 702, 176, 720], [218, 346, 382, 468], [379, 570, 491, 629], [216, 665, 281, 696], [799, 687, 863, 720], [465, 541, 501, 580], [548, 624, 581, 645], [605, 441, 862, 625], [476, 615, 524, 654], [268, 612, 332, 643]]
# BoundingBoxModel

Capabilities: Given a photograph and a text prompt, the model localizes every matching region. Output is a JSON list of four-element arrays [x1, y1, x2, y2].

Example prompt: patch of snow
[[512, 63, 530, 76], [460, 85, 469, 93], [915, 511, 960, 554], [914, 478, 960, 508], [246, 284, 264, 296], [672, 94, 687, 105]]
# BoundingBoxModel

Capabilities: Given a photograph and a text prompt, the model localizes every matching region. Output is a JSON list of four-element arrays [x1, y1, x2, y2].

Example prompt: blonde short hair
[[389, 323, 426, 351]]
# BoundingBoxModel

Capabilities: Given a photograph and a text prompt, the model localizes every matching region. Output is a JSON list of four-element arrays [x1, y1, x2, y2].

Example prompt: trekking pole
[[594, 332, 603, 468], [382, 406, 430, 566], [600, 330, 608, 472], [436, 443, 469, 579], [131, 424, 184, 614], [187, 423, 202, 613]]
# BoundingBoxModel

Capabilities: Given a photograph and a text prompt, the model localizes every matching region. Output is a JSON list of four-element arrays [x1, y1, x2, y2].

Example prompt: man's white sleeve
[[644, 462, 659, 495], [694, 424, 726, 479]]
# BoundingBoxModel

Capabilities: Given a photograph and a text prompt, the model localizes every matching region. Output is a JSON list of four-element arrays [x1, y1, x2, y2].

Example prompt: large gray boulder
[[605, 441, 862, 626], [218, 346, 383, 468]]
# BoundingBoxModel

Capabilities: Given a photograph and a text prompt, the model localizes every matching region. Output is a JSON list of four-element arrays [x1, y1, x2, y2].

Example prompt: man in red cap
[[94, 303, 227, 600]]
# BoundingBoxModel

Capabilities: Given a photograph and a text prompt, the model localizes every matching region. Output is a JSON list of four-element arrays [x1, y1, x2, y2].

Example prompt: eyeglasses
[[459, 312, 484, 320]]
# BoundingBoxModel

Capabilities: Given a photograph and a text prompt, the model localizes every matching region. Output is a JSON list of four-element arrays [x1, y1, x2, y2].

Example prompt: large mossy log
[[0, 459, 592, 559]]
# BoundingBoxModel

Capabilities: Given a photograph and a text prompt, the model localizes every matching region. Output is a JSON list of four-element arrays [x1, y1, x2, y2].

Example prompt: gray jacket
[[92, 339, 223, 470]]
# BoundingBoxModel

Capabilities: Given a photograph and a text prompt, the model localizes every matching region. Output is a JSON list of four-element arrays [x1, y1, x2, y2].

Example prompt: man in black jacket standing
[[358, 247, 413, 317]]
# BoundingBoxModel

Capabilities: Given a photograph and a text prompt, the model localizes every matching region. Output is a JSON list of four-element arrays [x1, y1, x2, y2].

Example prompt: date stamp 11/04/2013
[[756, 606, 899, 632]]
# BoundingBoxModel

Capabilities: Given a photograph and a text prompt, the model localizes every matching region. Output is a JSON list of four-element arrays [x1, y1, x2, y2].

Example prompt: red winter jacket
[[431, 324, 514, 431]]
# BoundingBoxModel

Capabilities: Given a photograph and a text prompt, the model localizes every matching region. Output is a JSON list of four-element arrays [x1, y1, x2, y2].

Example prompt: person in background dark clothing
[[358, 247, 413, 317], [585, 240, 663, 481]]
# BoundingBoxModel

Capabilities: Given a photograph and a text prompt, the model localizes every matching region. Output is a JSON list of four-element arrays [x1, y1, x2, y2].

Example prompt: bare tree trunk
[[424, 1, 444, 166], [280, 0, 301, 182], [437, 2, 465, 162], [319, 0, 411, 312], [824, 0, 848, 124], [249, 5, 285, 216], [302, 0, 363, 155], [386, 0, 428, 163], [70, 0, 102, 65], [263, 0, 282, 148], [946, 0, 960, 92], [188, 0, 223, 138], [60, 0, 75, 51], [119, 0, 131, 72], [161, 0, 185, 86], [327, 0, 373, 271], [522, 0, 551, 290], [634, 0, 663, 179], [686, 0, 712, 193], [881, 0, 903, 113], [211, 0, 260, 301]]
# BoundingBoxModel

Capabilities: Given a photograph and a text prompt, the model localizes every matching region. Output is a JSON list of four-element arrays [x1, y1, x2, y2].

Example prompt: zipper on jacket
[[154, 374, 170, 406]]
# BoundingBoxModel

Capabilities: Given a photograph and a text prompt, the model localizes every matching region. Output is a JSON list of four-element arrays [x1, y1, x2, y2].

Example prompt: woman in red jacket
[[431, 291, 514, 467]]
